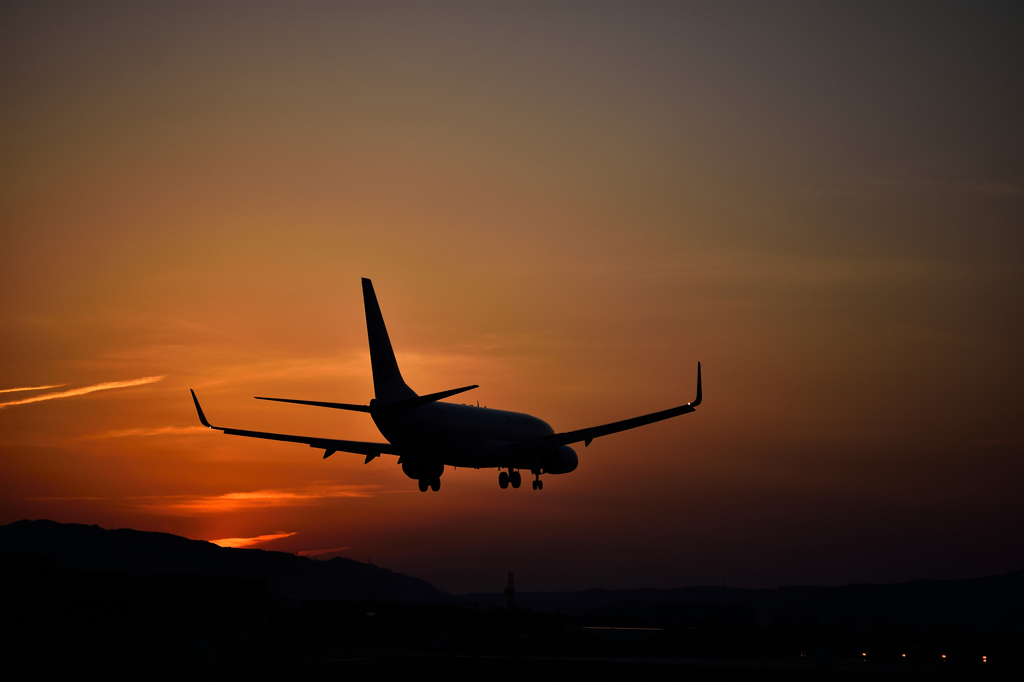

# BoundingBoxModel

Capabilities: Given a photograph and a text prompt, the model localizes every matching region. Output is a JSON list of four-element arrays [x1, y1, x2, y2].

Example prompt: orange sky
[[2, 1, 1022, 593]]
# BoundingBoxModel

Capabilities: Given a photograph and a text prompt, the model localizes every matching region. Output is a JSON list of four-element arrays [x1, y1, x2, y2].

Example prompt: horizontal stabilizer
[[253, 384, 479, 414], [375, 384, 479, 412], [254, 396, 372, 412]]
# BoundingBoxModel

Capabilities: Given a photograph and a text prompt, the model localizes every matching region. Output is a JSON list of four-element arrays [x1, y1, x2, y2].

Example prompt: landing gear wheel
[[498, 471, 509, 489], [418, 479, 428, 492], [430, 477, 441, 492], [537, 480, 543, 490], [510, 471, 521, 488], [531, 480, 538, 490]]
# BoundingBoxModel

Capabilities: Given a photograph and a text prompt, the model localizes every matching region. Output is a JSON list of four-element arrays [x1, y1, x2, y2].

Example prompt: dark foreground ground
[[2, 521, 1020, 680], [3, 564, 1015, 681], [20, 650, 1012, 682]]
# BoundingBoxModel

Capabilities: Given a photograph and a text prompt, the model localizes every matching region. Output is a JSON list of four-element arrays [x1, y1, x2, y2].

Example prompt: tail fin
[[362, 278, 417, 401]]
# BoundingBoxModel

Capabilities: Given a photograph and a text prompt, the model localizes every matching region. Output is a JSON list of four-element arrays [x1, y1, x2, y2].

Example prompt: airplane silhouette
[[190, 278, 701, 492]]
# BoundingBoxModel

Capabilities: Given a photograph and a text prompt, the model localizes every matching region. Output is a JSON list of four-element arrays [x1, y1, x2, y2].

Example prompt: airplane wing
[[487, 362, 701, 460], [190, 390, 402, 462]]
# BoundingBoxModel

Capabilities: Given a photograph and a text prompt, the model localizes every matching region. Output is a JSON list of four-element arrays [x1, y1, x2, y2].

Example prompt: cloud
[[0, 383, 67, 394], [135, 484, 381, 515], [297, 546, 353, 558], [210, 532, 296, 549], [27, 484, 393, 516], [81, 425, 210, 439], [27, 496, 104, 501], [0, 376, 165, 409]]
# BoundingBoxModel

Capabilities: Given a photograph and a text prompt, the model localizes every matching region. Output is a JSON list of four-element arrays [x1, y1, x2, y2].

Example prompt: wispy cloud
[[27, 485, 391, 516], [0, 376, 165, 409], [27, 496, 104, 501], [0, 383, 67, 394], [136, 485, 380, 515], [297, 546, 352, 558], [210, 532, 296, 549], [82, 425, 209, 439]]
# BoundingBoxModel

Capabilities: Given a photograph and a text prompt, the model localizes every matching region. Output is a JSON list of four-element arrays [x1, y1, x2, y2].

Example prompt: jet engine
[[401, 460, 444, 481], [542, 445, 578, 474]]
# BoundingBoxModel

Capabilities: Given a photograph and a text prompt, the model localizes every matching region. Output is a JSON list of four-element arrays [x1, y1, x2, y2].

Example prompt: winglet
[[691, 362, 702, 407], [190, 389, 213, 428]]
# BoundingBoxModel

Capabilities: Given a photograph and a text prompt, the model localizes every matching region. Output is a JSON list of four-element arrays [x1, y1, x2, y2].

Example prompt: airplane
[[190, 278, 701, 492]]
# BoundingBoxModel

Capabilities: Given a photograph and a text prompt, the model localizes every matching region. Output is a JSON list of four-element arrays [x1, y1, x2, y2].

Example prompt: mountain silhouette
[[0, 519, 450, 604], [3, 519, 1023, 633]]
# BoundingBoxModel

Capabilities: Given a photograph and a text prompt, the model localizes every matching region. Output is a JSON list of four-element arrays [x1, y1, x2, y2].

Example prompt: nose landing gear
[[532, 471, 543, 490]]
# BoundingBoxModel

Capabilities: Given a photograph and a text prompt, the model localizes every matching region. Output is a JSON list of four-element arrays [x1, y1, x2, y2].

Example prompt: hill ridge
[[0, 518, 450, 604]]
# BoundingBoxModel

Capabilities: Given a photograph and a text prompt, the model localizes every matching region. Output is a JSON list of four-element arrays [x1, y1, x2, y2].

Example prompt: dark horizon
[[6, 517, 1024, 599]]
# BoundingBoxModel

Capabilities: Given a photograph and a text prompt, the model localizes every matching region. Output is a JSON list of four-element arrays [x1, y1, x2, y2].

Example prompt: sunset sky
[[2, 1, 1022, 594]]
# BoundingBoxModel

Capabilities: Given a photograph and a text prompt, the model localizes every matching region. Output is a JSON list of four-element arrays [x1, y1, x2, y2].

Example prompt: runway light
[[942, 654, 946, 660], [902, 654, 906, 658], [982, 655, 987, 663]]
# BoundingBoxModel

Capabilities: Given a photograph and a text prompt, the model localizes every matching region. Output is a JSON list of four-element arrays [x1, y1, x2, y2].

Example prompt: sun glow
[[136, 485, 380, 515], [209, 532, 296, 548]]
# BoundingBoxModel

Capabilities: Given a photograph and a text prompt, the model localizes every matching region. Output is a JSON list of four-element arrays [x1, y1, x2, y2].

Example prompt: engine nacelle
[[401, 460, 444, 481], [542, 445, 578, 475]]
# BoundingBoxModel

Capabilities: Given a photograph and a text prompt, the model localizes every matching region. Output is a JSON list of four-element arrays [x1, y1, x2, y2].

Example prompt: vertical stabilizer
[[362, 279, 417, 401]]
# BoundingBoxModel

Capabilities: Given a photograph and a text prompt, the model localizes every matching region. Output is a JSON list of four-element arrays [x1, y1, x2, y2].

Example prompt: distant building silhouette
[[505, 571, 515, 609]]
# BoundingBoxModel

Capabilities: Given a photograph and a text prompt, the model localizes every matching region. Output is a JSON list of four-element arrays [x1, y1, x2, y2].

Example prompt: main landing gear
[[498, 469, 543, 490], [418, 477, 441, 492]]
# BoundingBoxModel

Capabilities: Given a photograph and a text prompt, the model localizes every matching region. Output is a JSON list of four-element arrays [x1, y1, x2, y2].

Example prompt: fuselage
[[372, 401, 553, 467]]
